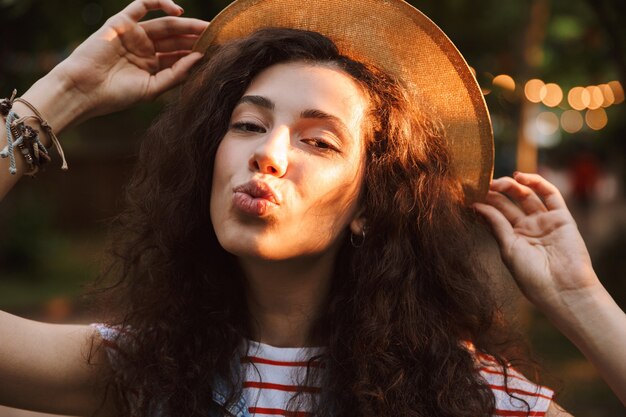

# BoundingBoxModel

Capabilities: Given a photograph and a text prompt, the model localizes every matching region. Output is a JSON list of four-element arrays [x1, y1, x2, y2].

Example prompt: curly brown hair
[[93, 28, 532, 417]]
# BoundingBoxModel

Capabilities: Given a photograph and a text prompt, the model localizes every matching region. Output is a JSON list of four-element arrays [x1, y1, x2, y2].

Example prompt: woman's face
[[210, 61, 368, 260]]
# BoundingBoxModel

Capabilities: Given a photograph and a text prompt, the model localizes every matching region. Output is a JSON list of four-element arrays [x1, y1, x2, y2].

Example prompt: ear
[[349, 208, 366, 235]]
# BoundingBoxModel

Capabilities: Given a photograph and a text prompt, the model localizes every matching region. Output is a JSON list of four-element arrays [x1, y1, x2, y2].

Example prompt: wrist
[[540, 279, 614, 335], [16, 69, 92, 141], [529, 264, 600, 313]]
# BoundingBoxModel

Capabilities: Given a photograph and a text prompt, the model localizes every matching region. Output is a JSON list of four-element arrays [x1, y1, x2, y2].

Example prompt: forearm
[[0, 68, 85, 200], [541, 279, 626, 405]]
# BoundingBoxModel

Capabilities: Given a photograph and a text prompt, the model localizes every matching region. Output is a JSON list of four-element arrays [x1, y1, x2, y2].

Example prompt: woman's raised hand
[[0, 0, 207, 197], [48, 0, 208, 123], [474, 172, 626, 405], [472, 172, 600, 311]]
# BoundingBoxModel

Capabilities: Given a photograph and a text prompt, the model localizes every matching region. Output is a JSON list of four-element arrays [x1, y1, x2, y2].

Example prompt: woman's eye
[[303, 138, 338, 152], [231, 122, 265, 133]]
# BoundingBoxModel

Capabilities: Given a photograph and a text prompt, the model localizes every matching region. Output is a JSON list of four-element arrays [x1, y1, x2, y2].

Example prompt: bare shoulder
[[546, 401, 574, 417]]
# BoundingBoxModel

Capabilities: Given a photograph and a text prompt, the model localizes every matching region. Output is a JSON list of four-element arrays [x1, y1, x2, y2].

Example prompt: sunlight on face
[[210, 61, 369, 261]]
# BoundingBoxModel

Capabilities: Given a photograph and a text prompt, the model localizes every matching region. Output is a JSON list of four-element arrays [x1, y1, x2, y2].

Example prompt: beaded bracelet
[[0, 89, 68, 176]]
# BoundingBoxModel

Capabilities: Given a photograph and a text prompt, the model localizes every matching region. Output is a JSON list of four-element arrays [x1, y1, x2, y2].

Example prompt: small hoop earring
[[350, 228, 366, 248]]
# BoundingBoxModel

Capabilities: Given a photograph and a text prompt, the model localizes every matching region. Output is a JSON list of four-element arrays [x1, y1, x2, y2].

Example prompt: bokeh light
[[542, 83, 563, 107], [585, 86, 604, 110], [599, 84, 615, 107], [560, 110, 584, 133], [525, 79, 546, 103], [480, 72, 494, 96], [536, 111, 559, 135], [585, 108, 608, 130], [568, 86, 590, 111], [493, 74, 516, 91], [608, 80, 624, 104]]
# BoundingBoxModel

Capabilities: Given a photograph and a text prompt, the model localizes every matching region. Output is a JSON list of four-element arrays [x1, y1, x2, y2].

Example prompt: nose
[[249, 125, 289, 176]]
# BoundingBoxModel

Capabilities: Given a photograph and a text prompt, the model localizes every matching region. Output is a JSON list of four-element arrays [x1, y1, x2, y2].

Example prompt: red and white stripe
[[241, 340, 323, 417], [477, 356, 554, 417], [93, 325, 554, 417]]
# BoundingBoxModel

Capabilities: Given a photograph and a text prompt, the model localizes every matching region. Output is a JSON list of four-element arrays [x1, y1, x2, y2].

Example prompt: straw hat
[[193, 0, 493, 203]]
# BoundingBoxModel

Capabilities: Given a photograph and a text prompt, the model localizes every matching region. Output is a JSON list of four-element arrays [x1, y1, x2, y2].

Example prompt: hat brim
[[193, 0, 493, 203]]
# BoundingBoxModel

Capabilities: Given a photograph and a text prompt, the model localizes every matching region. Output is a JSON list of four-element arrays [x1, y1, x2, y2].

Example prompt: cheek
[[300, 164, 363, 229]]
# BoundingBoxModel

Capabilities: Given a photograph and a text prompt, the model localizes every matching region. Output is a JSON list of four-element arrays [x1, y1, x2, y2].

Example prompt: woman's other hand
[[472, 171, 599, 311], [474, 171, 626, 406], [53, 0, 208, 123]]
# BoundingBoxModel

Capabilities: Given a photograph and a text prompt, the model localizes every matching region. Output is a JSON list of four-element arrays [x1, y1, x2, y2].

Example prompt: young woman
[[1, 1, 625, 416]]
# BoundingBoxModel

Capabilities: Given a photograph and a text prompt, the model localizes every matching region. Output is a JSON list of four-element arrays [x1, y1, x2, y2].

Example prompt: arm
[[473, 171, 626, 406], [0, 0, 208, 413], [0, 312, 114, 415]]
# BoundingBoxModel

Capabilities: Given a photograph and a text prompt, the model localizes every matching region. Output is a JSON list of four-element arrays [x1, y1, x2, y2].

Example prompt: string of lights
[[470, 68, 624, 135]]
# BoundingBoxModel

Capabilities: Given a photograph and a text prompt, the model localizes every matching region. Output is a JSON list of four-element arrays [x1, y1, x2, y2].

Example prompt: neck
[[238, 251, 337, 348]]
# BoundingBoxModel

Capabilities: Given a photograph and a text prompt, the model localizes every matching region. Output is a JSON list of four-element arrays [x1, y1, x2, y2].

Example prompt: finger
[[513, 171, 568, 211], [147, 51, 203, 98], [154, 35, 199, 53], [123, 0, 184, 22], [140, 17, 208, 38], [484, 190, 525, 225], [490, 176, 548, 214], [473, 202, 517, 252]]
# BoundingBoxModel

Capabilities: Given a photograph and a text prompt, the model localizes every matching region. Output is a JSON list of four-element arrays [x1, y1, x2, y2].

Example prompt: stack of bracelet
[[0, 89, 68, 176]]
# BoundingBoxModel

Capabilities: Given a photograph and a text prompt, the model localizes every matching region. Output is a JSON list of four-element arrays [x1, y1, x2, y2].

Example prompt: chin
[[220, 236, 327, 262], [217, 235, 282, 261], [212, 217, 342, 262], [225, 248, 295, 262]]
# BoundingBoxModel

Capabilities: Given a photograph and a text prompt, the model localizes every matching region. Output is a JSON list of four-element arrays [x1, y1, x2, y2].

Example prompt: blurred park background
[[1, 0, 625, 415]]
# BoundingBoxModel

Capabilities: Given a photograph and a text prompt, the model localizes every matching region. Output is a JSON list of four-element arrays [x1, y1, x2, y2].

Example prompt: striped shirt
[[477, 353, 553, 416], [242, 340, 323, 417], [240, 341, 553, 417], [93, 325, 554, 416]]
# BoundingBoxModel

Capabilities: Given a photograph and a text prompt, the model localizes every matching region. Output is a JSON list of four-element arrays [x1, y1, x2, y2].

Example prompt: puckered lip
[[232, 179, 283, 205]]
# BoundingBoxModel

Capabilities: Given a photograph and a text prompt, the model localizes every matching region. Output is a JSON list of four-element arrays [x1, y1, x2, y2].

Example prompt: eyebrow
[[237, 95, 274, 110], [235, 95, 354, 141]]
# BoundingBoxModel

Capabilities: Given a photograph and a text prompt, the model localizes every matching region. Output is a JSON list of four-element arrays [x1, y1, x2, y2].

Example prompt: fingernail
[[513, 171, 521, 177], [178, 6, 185, 14]]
